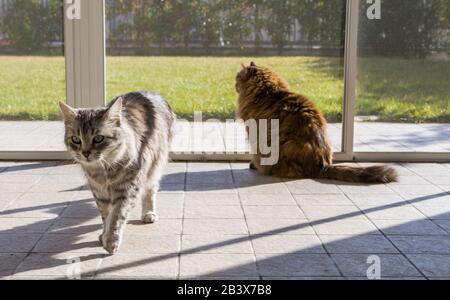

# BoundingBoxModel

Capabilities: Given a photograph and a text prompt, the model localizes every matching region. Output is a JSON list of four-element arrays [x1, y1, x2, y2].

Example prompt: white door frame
[[65, 0, 106, 108]]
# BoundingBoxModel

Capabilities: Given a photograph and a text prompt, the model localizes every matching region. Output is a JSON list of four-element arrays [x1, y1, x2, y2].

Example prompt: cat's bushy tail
[[319, 165, 398, 183]]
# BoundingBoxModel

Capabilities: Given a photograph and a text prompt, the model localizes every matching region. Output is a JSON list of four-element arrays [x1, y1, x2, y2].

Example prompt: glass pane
[[106, 0, 346, 153], [0, 0, 65, 151], [355, 0, 450, 152]]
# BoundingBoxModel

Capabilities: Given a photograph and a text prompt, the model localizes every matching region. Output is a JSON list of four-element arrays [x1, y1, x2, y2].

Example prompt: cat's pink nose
[[82, 151, 91, 158]]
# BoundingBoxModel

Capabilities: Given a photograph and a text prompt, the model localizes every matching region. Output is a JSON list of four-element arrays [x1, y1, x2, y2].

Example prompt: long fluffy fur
[[61, 92, 175, 254], [235, 62, 398, 183]]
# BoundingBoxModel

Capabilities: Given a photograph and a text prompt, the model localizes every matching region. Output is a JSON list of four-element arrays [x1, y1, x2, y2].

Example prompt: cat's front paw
[[142, 212, 159, 224], [98, 233, 104, 245], [102, 234, 121, 255]]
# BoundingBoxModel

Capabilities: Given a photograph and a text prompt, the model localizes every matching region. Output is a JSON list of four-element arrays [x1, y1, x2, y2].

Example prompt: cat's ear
[[59, 101, 77, 121], [105, 97, 123, 125], [240, 63, 246, 70], [250, 61, 256, 67]]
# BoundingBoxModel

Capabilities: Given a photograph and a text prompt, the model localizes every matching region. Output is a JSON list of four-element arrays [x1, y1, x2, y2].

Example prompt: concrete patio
[[1, 161, 450, 280], [0, 121, 449, 153]]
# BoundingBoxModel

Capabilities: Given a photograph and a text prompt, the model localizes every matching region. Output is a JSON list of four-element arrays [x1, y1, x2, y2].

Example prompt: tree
[[265, 0, 295, 54], [218, 0, 253, 48], [171, 0, 205, 48], [147, 0, 177, 52], [1, 0, 63, 54], [294, 0, 345, 49], [359, 0, 443, 58], [194, 0, 221, 52]]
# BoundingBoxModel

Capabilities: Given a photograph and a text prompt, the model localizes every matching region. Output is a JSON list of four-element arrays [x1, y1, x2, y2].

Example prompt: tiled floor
[[0, 161, 450, 280], [1, 121, 449, 152]]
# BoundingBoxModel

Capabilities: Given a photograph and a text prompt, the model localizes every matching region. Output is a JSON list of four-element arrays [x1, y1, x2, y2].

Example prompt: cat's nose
[[82, 151, 91, 159]]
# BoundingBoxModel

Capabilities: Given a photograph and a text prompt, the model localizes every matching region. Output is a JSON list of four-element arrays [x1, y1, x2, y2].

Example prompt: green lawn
[[0, 56, 449, 122]]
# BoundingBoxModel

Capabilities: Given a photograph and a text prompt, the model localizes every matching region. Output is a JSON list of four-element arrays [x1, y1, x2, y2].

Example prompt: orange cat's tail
[[319, 165, 398, 183]]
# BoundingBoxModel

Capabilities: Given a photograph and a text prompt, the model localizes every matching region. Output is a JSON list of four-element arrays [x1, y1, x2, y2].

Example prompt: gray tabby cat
[[59, 92, 175, 254]]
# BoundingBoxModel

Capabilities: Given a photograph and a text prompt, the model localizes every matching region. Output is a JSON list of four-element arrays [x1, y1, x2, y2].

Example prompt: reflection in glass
[[0, 0, 65, 150], [355, 0, 450, 152], [106, 0, 347, 152]]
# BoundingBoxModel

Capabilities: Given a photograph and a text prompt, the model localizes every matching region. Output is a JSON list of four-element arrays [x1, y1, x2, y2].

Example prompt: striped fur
[[236, 62, 398, 183], [60, 92, 175, 254]]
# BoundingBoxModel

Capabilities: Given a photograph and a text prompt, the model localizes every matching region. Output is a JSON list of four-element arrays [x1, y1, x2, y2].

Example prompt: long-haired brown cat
[[236, 62, 397, 183]]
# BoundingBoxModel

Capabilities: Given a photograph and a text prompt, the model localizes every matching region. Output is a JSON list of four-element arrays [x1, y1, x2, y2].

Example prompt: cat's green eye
[[93, 135, 105, 144], [71, 136, 81, 145]]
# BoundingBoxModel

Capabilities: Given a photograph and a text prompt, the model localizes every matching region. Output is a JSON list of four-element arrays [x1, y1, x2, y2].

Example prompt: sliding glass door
[[105, 0, 347, 155], [354, 0, 450, 154], [0, 0, 448, 162], [0, 0, 66, 154]]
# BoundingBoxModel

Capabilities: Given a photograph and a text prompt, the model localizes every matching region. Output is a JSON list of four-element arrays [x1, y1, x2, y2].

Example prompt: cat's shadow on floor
[[159, 168, 372, 193], [70, 167, 374, 194]]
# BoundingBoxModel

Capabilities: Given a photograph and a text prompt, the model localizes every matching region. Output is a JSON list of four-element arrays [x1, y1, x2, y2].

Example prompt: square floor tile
[[180, 254, 258, 278], [433, 220, 450, 234], [3, 192, 76, 219], [243, 206, 305, 219], [0, 234, 42, 252], [47, 163, 83, 175], [187, 171, 233, 185], [301, 205, 362, 221], [388, 236, 450, 254], [48, 217, 102, 235], [62, 196, 100, 215], [0, 183, 35, 193], [0, 217, 54, 234], [246, 219, 315, 236], [252, 235, 325, 254], [256, 254, 340, 277], [413, 204, 450, 220], [186, 183, 236, 194], [118, 234, 180, 254], [32, 233, 103, 254], [372, 219, 447, 235], [320, 235, 398, 254], [362, 205, 426, 220], [238, 183, 291, 196], [0, 253, 27, 277], [346, 193, 406, 208], [0, 174, 42, 184], [312, 218, 380, 235], [389, 185, 444, 198], [0, 193, 22, 210], [181, 234, 253, 254], [183, 219, 248, 235], [96, 253, 178, 279], [185, 193, 240, 206], [407, 254, 450, 278], [337, 184, 395, 194], [14, 253, 102, 278], [184, 205, 244, 219], [331, 254, 421, 278], [124, 219, 182, 236], [240, 194, 296, 206], [294, 194, 353, 206], [390, 176, 431, 185], [2, 162, 56, 175], [285, 180, 342, 195]]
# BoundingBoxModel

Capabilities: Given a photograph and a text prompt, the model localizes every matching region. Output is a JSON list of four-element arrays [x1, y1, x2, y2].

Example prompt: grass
[[0, 56, 449, 122]]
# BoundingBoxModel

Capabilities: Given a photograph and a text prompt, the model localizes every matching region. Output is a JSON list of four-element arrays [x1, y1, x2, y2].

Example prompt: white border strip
[[1, 151, 449, 163], [341, 0, 359, 160]]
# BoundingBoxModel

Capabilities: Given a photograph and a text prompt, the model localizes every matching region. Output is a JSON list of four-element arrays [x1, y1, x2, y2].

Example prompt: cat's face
[[59, 99, 124, 167]]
